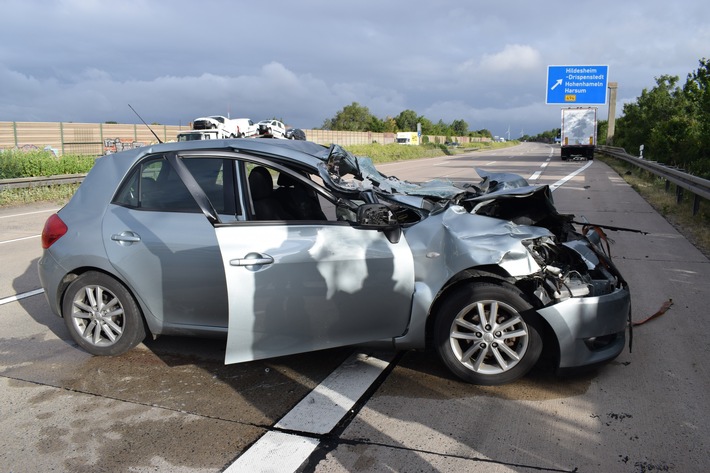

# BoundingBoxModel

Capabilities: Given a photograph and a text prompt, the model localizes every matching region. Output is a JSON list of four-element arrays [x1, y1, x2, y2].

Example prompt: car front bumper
[[537, 284, 630, 369]]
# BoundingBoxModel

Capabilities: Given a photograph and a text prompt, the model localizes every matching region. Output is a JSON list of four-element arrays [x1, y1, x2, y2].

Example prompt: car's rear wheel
[[434, 282, 542, 385], [62, 272, 146, 356]]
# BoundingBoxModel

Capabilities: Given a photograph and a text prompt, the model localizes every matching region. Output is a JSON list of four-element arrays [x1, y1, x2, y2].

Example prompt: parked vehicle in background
[[230, 118, 258, 137], [257, 119, 286, 138], [177, 129, 231, 141], [396, 132, 419, 145], [561, 107, 597, 160], [38, 139, 631, 386], [285, 128, 307, 140], [192, 116, 258, 138]]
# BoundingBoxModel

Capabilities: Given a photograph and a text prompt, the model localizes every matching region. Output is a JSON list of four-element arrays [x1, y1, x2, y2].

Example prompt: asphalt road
[[1, 142, 708, 472]]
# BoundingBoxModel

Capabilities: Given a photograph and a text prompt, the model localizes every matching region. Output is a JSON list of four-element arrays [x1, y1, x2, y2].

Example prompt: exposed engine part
[[524, 237, 618, 304]]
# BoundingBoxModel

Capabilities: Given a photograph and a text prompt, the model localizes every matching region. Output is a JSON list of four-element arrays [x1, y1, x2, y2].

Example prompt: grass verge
[[598, 154, 710, 258], [344, 141, 519, 163], [0, 184, 80, 208]]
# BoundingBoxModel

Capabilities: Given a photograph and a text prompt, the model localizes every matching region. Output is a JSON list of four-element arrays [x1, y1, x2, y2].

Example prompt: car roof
[[61, 139, 333, 220], [107, 138, 330, 170]]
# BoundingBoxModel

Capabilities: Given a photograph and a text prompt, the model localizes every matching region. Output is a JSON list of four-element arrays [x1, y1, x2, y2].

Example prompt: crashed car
[[38, 139, 630, 385]]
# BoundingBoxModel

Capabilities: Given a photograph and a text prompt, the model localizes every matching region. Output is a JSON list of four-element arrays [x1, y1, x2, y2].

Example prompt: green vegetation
[[521, 128, 560, 144], [614, 58, 710, 179], [344, 140, 518, 163], [0, 149, 94, 207], [0, 149, 96, 179], [321, 102, 492, 139], [345, 143, 445, 162], [0, 183, 81, 207]]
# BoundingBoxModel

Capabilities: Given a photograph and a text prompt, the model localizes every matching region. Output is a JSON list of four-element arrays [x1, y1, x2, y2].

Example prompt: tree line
[[614, 58, 710, 178], [526, 58, 710, 179], [320, 102, 492, 139]]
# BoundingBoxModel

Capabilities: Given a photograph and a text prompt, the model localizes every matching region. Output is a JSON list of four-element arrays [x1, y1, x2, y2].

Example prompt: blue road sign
[[546, 65, 609, 104]]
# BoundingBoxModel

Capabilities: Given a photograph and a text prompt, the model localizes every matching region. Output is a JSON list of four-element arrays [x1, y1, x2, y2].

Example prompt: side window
[[183, 158, 236, 215], [113, 156, 235, 215], [244, 162, 338, 222]]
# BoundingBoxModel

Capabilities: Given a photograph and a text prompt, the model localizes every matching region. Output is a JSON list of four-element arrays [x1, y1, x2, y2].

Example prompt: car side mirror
[[355, 203, 401, 244]]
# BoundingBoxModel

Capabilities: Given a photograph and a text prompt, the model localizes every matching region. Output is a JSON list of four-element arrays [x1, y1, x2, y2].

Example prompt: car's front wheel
[[434, 282, 542, 385], [62, 271, 146, 356]]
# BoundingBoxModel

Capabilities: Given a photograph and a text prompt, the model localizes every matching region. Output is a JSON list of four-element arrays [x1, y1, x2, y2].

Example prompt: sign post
[[546, 65, 609, 105]]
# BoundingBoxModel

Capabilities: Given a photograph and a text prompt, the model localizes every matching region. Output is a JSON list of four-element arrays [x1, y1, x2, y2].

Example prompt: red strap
[[584, 224, 612, 258], [632, 299, 673, 326]]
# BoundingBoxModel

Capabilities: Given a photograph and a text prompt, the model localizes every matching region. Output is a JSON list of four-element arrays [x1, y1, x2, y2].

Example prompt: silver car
[[38, 139, 631, 385]]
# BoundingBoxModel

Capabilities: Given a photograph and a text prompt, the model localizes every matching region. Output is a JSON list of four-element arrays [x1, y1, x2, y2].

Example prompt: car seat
[[248, 166, 290, 220]]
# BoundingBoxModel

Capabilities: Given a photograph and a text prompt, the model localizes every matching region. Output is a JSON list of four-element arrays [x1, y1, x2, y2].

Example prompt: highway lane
[[1, 143, 708, 472]]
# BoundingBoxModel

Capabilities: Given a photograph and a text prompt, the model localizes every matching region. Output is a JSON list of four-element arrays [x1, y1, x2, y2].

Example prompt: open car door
[[167, 152, 416, 364]]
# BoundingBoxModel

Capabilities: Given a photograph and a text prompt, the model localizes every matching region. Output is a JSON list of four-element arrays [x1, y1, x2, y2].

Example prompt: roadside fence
[[0, 121, 487, 157]]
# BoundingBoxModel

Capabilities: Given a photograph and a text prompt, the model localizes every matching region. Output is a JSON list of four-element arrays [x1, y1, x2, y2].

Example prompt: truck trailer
[[396, 132, 419, 145], [561, 107, 597, 160], [177, 129, 230, 141]]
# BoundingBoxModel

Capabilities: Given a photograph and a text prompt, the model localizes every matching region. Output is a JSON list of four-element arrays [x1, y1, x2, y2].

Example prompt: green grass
[[598, 154, 710, 257], [344, 140, 519, 163], [0, 183, 81, 207], [0, 149, 96, 179]]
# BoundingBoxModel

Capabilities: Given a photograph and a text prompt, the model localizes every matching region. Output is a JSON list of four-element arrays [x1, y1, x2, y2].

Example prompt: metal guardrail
[[597, 145, 710, 215], [0, 174, 86, 191]]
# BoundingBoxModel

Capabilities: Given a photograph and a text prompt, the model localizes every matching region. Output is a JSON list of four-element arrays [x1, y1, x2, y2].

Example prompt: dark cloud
[[1, 0, 707, 137]]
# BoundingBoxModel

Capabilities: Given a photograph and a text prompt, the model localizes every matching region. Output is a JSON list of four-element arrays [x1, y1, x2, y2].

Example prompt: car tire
[[433, 282, 542, 385], [62, 271, 146, 356]]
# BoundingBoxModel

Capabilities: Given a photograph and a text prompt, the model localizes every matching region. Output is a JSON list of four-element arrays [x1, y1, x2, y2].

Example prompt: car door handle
[[230, 253, 274, 267], [111, 231, 141, 245]]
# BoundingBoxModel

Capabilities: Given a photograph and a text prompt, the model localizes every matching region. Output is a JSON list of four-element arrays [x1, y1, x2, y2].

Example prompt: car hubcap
[[70, 285, 124, 347], [449, 300, 529, 375]]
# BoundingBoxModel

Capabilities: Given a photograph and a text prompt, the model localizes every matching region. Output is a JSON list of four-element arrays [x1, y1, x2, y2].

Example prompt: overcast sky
[[1, 0, 708, 138]]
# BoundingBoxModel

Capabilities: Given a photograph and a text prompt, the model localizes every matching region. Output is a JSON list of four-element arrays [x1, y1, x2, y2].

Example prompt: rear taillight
[[41, 214, 68, 249]]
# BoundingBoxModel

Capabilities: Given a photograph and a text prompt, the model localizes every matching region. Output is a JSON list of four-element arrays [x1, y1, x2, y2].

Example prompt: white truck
[[192, 115, 258, 138], [177, 129, 231, 141], [560, 107, 597, 160], [396, 132, 419, 145]]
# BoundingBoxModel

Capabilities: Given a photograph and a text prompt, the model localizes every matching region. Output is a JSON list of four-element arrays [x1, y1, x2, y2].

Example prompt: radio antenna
[[128, 104, 163, 143]]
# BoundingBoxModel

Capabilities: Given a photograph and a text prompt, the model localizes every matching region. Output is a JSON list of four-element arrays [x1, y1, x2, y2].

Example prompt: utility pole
[[606, 82, 618, 145]]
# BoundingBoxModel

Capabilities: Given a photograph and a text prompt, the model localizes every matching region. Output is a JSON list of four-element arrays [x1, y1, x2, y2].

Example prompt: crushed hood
[[319, 144, 545, 202], [318, 144, 577, 242]]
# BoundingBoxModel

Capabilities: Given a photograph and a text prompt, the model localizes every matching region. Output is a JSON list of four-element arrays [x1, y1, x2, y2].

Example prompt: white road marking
[[224, 352, 394, 473], [550, 160, 594, 192], [529, 171, 542, 181], [225, 432, 319, 473], [0, 234, 41, 245], [0, 288, 44, 306], [0, 208, 59, 219]]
